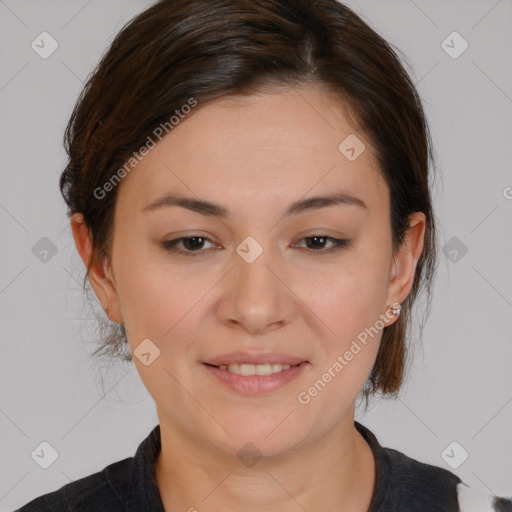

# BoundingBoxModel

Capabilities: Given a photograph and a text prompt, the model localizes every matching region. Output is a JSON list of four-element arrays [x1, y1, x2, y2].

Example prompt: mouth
[[201, 356, 309, 395], [203, 361, 306, 376]]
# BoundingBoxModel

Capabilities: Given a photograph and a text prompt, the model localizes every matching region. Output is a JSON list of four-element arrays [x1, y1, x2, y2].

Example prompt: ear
[[385, 212, 426, 311], [70, 213, 123, 323]]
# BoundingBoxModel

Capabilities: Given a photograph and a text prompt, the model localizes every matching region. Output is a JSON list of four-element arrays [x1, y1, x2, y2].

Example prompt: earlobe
[[386, 212, 426, 310], [70, 213, 123, 323]]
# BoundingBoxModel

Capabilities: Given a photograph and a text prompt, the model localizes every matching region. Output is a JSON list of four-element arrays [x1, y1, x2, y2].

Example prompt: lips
[[203, 359, 309, 395], [202, 350, 308, 367]]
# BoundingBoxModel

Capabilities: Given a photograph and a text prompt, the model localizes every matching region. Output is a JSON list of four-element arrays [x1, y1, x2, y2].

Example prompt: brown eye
[[161, 236, 217, 255], [292, 236, 350, 254]]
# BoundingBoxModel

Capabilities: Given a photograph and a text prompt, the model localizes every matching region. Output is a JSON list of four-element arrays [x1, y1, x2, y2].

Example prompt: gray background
[[1, 0, 511, 509]]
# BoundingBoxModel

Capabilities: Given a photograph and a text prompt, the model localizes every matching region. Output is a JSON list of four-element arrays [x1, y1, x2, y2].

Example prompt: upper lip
[[203, 351, 308, 366]]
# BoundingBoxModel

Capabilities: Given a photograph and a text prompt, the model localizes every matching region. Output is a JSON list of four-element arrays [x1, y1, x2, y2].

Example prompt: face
[[74, 84, 424, 458]]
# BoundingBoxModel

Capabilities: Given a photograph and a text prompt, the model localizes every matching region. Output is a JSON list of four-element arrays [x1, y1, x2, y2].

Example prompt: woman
[[15, 0, 511, 510]]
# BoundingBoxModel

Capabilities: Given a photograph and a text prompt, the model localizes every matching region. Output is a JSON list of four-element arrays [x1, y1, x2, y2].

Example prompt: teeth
[[217, 363, 292, 375]]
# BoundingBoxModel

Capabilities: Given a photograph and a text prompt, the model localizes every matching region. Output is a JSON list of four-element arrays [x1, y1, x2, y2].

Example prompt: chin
[[204, 413, 308, 460]]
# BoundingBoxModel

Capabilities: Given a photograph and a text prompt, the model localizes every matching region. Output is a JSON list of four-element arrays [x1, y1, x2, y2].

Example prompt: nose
[[217, 241, 295, 334]]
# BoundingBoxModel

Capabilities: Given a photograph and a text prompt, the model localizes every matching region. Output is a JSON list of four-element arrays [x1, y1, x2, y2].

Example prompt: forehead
[[116, 84, 389, 218]]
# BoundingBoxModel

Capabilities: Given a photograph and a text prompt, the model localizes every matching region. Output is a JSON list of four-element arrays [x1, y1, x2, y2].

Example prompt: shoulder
[[13, 457, 133, 512], [379, 444, 462, 510], [355, 421, 512, 511], [381, 445, 512, 511], [14, 425, 164, 512]]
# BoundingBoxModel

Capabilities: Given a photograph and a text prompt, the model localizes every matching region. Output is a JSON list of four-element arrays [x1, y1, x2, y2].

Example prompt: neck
[[155, 413, 376, 512]]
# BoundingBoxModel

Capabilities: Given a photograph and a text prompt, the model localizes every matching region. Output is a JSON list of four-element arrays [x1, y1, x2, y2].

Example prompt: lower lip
[[202, 362, 308, 395]]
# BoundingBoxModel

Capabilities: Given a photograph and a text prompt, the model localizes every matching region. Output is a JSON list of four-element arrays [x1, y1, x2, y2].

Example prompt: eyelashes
[[292, 235, 350, 254], [160, 235, 351, 257], [161, 236, 217, 255]]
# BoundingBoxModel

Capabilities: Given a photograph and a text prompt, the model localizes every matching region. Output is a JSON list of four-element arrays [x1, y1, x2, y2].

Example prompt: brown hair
[[60, 0, 438, 408]]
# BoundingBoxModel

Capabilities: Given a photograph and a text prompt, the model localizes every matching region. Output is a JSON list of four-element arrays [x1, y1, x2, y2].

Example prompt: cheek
[[118, 267, 203, 341], [293, 238, 391, 405], [113, 249, 223, 371], [295, 259, 388, 423], [299, 242, 391, 338], [111, 240, 179, 338], [117, 264, 209, 408]]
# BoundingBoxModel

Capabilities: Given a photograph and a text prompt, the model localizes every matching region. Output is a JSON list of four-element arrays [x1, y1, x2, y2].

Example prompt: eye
[[291, 235, 350, 254], [161, 236, 218, 256], [161, 234, 350, 256]]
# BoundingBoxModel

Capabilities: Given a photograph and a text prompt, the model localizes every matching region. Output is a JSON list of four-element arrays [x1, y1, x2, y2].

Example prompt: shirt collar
[[355, 420, 389, 511], [125, 424, 165, 512]]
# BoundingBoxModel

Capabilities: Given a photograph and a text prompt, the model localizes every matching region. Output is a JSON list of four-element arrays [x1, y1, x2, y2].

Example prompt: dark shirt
[[14, 421, 512, 511]]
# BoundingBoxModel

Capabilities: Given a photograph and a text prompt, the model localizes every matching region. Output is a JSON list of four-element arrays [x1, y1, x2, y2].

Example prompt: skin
[[72, 84, 425, 511]]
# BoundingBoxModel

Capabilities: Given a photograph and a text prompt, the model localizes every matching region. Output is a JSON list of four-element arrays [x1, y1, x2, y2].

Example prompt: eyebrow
[[142, 191, 368, 218]]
